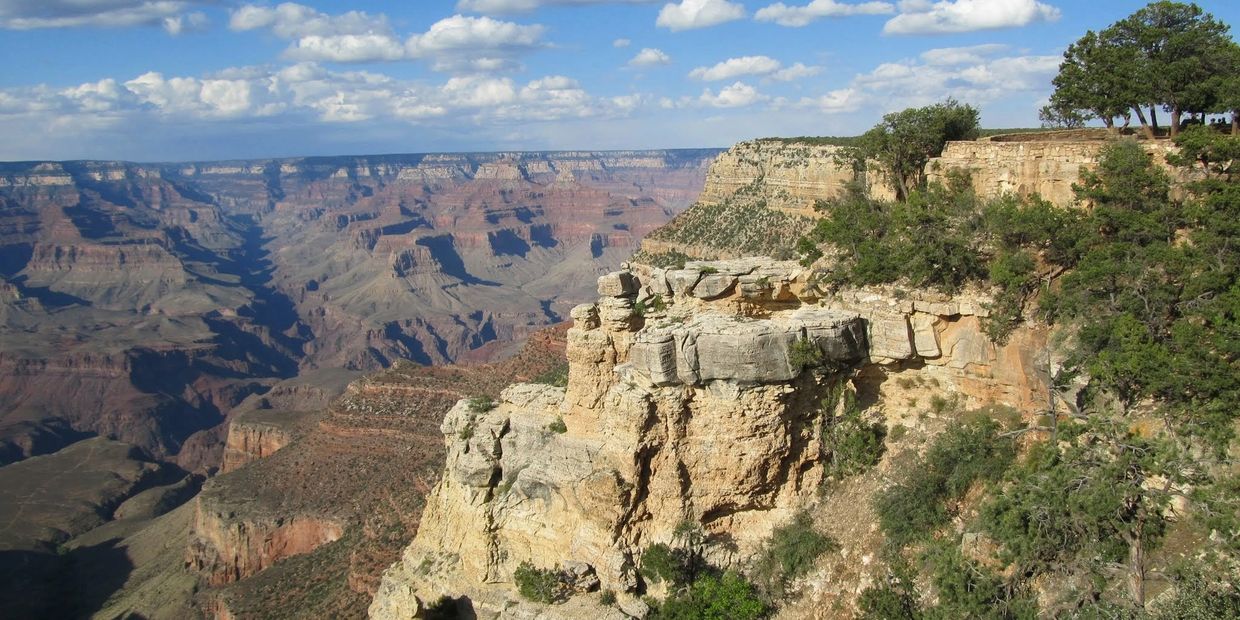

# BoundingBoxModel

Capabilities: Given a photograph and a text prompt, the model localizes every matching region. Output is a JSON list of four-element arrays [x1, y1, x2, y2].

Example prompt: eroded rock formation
[[371, 260, 1049, 618]]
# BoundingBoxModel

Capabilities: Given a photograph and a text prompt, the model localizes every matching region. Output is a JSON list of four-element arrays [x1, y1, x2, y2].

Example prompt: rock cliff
[[371, 259, 1048, 618], [927, 134, 1182, 206]]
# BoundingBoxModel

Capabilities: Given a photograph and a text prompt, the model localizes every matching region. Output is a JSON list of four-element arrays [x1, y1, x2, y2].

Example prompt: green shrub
[[600, 590, 617, 606], [752, 511, 839, 597], [875, 419, 1015, 547], [639, 543, 688, 586], [547, 417, 567, 434], [532, 363, 569, 387], [514, 561, 565, 604], [467, 396, 496, 413], [653, 571, 770, 620], [888, 424, 908, 442], [788, 338, 823, 371], [825, 389, 886, 478]]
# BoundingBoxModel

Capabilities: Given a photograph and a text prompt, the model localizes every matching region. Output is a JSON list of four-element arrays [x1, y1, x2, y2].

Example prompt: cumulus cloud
[[457, 0, 658, 13], [883, 0, 1060, 35], [690, 56, 824, 83], [689, 56, 781, 81], [699, 81, 765, 108], [229, 3, 391, 38], [850, 52, 1059, 107], [229, 6, 546, 70], [0, 62, 629, 138], [656, 0, 745, 31], [770, 62, 822, 81], [613, 37, 631, 47], [797, 87, 862, 113], [628, 48, 671, 67], [755, 0, 894, 28], [0, 0, 213, 30], [919, 43, 1009, 65]]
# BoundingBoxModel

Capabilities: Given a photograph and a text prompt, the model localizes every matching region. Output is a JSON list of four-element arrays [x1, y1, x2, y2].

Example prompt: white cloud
[[699, 81, 765, 108], [613, 37, 631, 47], [0, 63, 633, 140], [406, 14, 547, 71], [229, 3, 392, 38], [797, 87, 862, 113], [656, 0, 745, 31], [0, 0, 213, 30], [689, 56, 824, 83], [456, 0, 659, 13], [629, 48, 671, 67], [690, 56, 781, 81], [229, 7, 546, 69], [919, 43, 1008, 65], [285, 34, 408, 63], [161, 11, 207, 35], [755, 0, 894, 28], [883, 0, 1060, 35], [770, 62, 822, 81], [849, 52, 1059, 107]]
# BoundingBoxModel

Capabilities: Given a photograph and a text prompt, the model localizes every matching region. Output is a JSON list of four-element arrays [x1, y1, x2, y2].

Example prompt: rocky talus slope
[[370, 259, 1049, 618]]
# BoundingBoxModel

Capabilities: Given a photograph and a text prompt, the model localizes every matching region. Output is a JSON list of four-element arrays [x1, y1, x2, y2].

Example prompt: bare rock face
[[927, 137, 1183, 206], [697, 140, 897, 216], [370, 260, 1050, 618]]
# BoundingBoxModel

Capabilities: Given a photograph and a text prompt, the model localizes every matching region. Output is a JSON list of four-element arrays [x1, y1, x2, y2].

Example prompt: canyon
[[0, 132, 1182, 618], [0, 149, 716, 617]]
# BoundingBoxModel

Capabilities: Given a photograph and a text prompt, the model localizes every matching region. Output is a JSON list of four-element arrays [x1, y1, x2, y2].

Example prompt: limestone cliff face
[[186, 494, 344, 586], [370, 260, 1049, 618], [696, 140, 895, 217], [928, 137, 1181, 206]]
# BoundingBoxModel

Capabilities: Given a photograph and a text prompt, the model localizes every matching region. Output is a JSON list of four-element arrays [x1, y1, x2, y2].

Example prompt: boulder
[[598, 272, 638, 297], [692, 274, 736, 299]]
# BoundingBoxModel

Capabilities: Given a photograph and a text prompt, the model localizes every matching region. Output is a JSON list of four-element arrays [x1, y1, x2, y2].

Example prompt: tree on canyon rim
[[1043, 1, 1240, 137]]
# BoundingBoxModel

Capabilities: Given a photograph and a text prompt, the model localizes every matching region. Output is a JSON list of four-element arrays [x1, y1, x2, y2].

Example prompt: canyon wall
[[927, 137, 1181, 205], [0, 149, 717, 472], [695, 140, 895, 217], [371, 260, 1049, 618]]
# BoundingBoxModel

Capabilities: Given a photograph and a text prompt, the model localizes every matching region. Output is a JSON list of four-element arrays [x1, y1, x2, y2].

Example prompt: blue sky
[[0, 0, 1237, 161]]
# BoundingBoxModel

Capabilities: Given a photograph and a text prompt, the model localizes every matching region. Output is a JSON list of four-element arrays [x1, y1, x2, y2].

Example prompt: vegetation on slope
[[641, 194, 811, 261]]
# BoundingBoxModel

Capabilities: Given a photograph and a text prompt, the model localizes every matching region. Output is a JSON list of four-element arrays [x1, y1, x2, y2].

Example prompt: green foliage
[[787, 338, 823, 371], [652, 571, 770, 620], [843, 99, 980, 200], [751, 511, 839, 597], [466, 396, 496, 413], [646, 197, 812, 259], [800, 179, 988, 293], [599, 590, 617, 606], [1150, 559, 1240, 619], [546, 417, 567, 434], [824, 389, 885, 478], [859, 555, 920, 620], [875, 419, 1015, 547], [513, 562, 566, 604], [920, 543, 1038, 620], [633, 249, 691, 269], [640, 543, 689, 587], [532, 362, 569, 388], [1047, 2, 1238, 137], [981, 420, 1187, 609]]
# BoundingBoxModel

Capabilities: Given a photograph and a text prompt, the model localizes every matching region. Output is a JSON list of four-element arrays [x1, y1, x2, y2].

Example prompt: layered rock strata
[[927, 138, 1181, 206], [371, 259, 1048, 618], [696, 140, 896, 216]]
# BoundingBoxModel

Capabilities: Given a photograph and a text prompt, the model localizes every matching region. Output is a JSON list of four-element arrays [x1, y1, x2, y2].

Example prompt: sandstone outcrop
[[371, 260, 1049, 618], [927, 135, 1181, 206], [696, 140, 896, 216]]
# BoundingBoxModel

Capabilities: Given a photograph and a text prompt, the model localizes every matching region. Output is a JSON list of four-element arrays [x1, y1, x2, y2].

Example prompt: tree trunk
[[1134, 107, 1156, 140], [1232, 110, 1238, 136], [1170, 107, 1181, 138], [1149, 106, 1160, 136], [1128, 515, 1147, 608]]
